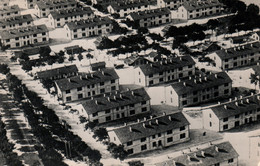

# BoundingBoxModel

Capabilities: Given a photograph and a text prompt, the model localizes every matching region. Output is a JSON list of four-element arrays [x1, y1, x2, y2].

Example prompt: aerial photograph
[[0, 0, 260, 165]]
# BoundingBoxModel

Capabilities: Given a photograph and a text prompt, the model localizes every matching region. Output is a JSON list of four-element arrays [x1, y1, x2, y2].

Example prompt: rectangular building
[[207, 42, 260, 70], [55, 68, 119, 103], [0, 14, 33, 31], [202, 94, 260, 132], [157, 0, 185, 10], [22, 0, 40, 9], [108, 112, 190, 155], [134, 56, 195, 87], [37, 65, 79, 81], [35, 0, 78, 17], [0, 25, 49, 48], [177, 0, 223, 20], [127, 8, 171, 28], [64, 17, 113, 40], [48, 7, 94, 28], [107, 1, 149, 17], [165, 72, 232, 108], [0, 5, 20, 19], [155, 141, 239, 166], [80, 88, 151, 123]]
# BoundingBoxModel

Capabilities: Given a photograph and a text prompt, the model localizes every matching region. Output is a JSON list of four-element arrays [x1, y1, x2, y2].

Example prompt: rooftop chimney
[[163, 112, 166, 116], [183, 82, 186, 86], [107, 97, 110, 102], [137, 119, 140, 123], [95, 100, 98, 105], [131, 91, 134, 96], [224, 105, 227, 109], [168, 116, 172, 121], [144, 117, 147, 121], [215, 146, 219, 152], [235, 102, 238, 106], [124, 122, 127, 126], [229, 98, 232, 102], [129, 127, 132, 132], [201, 151, 205, 157], [246, 98, 250, 103], [143, 123, 146, 128], [155, 119, 159, 125]]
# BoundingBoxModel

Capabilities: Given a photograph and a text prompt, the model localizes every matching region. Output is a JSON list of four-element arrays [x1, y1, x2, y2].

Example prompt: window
[[223, 124, 228, 130], [16, 43, 20, 47], [141, 101, 146, 105], [127, 149, 133, 154], [130, 110, 135, 115], [65, 90, 70, 94], [93, 112, 98, 117], [78, 94, 83, 99], [152, 135, 156, 139], [224, 89, 229, 94], [158, 133, 161, 137], [214, 92, 219, 97], [193, 97, 198, 102], [127, 141, 132, 146], [149, 80, 153, 85], [180, 126, 185, 131], [159, 77, 164, 82], [224, 83, 229, 87], [179, 73, 183, 78], [182, 100, 187, 105], [188, 65, 193, 68], [74, 34, 77, 38], [100, 89, 105, 93], [167, 137, 173, 143], [106, 116, 111, 121], [223, 117, 228, 122], [180, 133, 186, 139], [100, 82, 104, 86], [77, 87, 82, 91], [111, 86, 116, 91], [142, 107, 147, 112], [214, 163, 220, 166], [210, 122, 212, 127], [178, 67, 183, 71], [193, 91, 198, 95], [167, 130, 172, 135], [92, 91, 95, 95], [152, 142, 157, 147], [141, 137, 146, 142], [149, 74, 153, 78], [159, 72, 163, 75], [228, 159, 234, 163], [235, 114, 239, 118], [141, 144, 147, 151], [182, 94, 187, 98], [66, 96, 71, 101], [105, 110, 110, 114], [15, 37, 19, 40], [111, 79, 115, 84]]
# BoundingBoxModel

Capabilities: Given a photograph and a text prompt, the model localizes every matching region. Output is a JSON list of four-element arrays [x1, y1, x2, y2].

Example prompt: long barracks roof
[[129, 8, 170, 21], [37, 65, 78, 80], [111, 112, 189, 143], [35, 0, 77, 10], [169, 72, 232, 95], [81, 88, 150, 115], [109, 0, 149, 10], [209, 94, 260, 119], [0, 24, 48, 40], [49, 7, 93, 19], [138, 55, 195, 76], [214, 42, 260, 60], [0, 5, 20, 15], [0, 14, 33, 27], [156, 141, 239, 166], [181, 0, 223, 11], [65, 17, 112, 30], [55, 68, 119, 91]]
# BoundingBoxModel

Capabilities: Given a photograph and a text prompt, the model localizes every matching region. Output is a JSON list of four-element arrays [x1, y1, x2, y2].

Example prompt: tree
[[128, 161, 144, 166], [148, 33, 164, 42], [93, 128, 108, 141], [137, 27, 149, 35], [250, 73, 260, 90], [247, 4, 259, 16], [107, 143, 128, 160], [21, 61, 33, 72], [85, 121, 97, 131], [77, 53, 83, 61], [79, 116, 87, 124], [68, 56, 75, 63], [0, 63, 10, 74], [41, 79, 53, 92], [235, 0, 247, 13], [207, 19, 219, 32]]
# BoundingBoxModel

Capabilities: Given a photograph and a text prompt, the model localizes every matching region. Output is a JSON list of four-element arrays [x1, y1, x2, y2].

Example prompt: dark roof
[[0, 5, 20, 15], [182, 0, 223, 11], [81, 88, 150, 115], [252, 65, 260, 76], [109, 0, 149, 10], [156, 141, 239, 166], [49, 7, 93, 19], [210, 94, 260, 119], [214, 42, 260, 60], [124, 55, 150, 65], [90, 61, 106, 68], [15, 46, 51, 57], [138, 56, 195, 76], [0, 14, 33, 27], [66, 17, 112, 30], [129, 8, 170, 21], [37, 65, 78, 80], [0, 25, 48, 39], [64, 45, 81, 51], [170, 72, 232, 95], [55, 68, 119, 91], [111, 112, 190, 143], [35, 0, 77, 10]]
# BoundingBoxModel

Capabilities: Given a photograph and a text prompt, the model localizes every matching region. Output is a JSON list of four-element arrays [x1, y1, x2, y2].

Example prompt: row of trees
[[4, 69, 103, 165]]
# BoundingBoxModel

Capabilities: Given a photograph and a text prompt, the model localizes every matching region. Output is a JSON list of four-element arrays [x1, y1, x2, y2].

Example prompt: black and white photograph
[[0, 0, 260, 165]]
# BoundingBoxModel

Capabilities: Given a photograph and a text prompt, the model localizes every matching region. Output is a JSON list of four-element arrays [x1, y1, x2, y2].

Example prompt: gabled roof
[[90, 61, 106, 68], [0, 24, 48, 39], [15, 46, 51, 57], [129, 8, 170, 21], [138, 56, 195, 76], [55, 68, 119, 91], [81, 88, 150, 115], [254, 31, 260, 37], [35, 0, 77, 9], [209, 94, 260, 119], [0, 5, 20, 15], [0, 14, 33, 27], [65, 17, 112, 30], [214, 42, 260, 60], [111, 112, 189, 143], [37, 65, 78, 80], [109, 0, 149, 10], [124, 55, 151, 65], [49, 7, 93, 19], [169, 72, 232, 95], [156, 141, 239, 166], [181, 0, 223, 11]]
